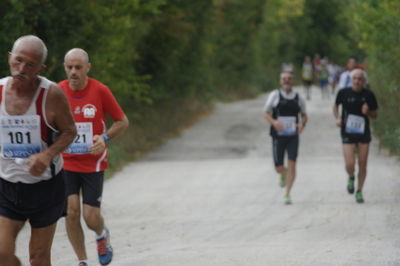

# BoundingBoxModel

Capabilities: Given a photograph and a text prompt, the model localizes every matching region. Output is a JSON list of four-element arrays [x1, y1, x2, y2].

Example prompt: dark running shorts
[[64, 170, 104, 207], [303, 80, 313, 87], [341, 133, 371, 144], [272, 136, 299, 167], [0, 171, 66, 228]]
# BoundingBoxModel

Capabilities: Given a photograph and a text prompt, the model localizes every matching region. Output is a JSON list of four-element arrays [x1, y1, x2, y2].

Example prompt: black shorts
[[64, 170, 104, 207], [272, 136, 299, 167], [341, 133, 371, 144], [0, 171, 66, 228], [303, 80, 313, 87]]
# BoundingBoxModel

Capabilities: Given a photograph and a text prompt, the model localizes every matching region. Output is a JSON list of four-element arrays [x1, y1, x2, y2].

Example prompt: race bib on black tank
[[345, 114, 365, 134], [277, 116, 297, 136], [0, 115, 42, 158]]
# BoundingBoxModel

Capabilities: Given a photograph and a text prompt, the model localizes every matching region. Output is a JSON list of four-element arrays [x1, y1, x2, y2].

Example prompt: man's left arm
[[297, 113, 308, 134], [104, 115, 130, 140], [297, 96, 308, 134], [361, 91, 378, 119], [91, 115, 129, 155], [90, 85, 129, 155], [362, 105, 377, 119]]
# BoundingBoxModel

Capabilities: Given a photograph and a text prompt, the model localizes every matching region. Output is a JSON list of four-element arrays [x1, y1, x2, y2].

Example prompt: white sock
[[79, 260, 89, 265], [96, 228, 106, 240]]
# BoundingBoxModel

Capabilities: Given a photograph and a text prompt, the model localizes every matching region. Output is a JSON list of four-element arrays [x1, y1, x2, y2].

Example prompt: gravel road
[[17, 86, 400, 265]]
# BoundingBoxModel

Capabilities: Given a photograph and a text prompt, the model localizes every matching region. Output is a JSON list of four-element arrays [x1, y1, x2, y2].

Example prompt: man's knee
[[358, 161, 368, 173], [275, 165, 284, 173], [358, 156, 368, 170], [66, 195, 81, 221], [83, 207, 102, 229], [29, 236, 52, 265], [345, 161, 353, 168], [66, 206, 80, 223], [344, 157, 355, 169]]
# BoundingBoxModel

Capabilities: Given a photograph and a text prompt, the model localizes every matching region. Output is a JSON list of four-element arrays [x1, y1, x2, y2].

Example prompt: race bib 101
[[345, 114, 365, 134], [64, 122, 93, 154], [0, 115, 42, 158], [277, 116, 297, 136]]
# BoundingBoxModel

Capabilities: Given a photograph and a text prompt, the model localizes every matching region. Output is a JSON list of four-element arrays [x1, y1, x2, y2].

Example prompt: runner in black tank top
[[264, 71, 308, 205]]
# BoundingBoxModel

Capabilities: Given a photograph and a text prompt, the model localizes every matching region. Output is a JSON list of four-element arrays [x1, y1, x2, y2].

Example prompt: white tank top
[[0, 76, 63, 183]]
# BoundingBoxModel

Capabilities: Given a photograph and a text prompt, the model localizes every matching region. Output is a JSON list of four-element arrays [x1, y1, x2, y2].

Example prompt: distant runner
[[337, 57, 358, 90], [264, 71, 308, 204], [301, 56, 313, 100], [319, 58, 330, 99], [333, 69, 378, 203]]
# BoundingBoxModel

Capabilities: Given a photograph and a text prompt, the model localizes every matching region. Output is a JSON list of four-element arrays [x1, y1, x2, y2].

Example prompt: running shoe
[[96, 228, 113, 265], [347, 177, 355, 194], [79, 262, 89, 266], [280, 173, 286, 188], [355, 191, 364, 203], [284, 194, 292, 205]]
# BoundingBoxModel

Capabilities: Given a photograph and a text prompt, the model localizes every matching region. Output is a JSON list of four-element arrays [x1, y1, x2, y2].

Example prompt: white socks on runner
[[95, 228, 107, 240]]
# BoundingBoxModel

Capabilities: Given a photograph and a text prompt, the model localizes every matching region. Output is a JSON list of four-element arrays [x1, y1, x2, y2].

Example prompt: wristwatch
[[101, 133, 110, 144]]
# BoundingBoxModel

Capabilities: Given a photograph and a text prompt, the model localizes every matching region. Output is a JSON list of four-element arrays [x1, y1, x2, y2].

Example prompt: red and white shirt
[[59, 78, 125, 173]]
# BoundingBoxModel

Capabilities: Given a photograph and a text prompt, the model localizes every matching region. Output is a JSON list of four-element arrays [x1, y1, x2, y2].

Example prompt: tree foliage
[[1, 0, 399, 170], [349, 0, 400, 154]]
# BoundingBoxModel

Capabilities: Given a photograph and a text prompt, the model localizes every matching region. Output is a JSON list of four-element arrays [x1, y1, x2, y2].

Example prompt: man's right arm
[[333, 103, 342, 127], [90, 115, 129, 155], [28, 84, 76, 176], [263, 91, 283, 132], [333, 90, 343, 127], [264, 112, 282, 132]]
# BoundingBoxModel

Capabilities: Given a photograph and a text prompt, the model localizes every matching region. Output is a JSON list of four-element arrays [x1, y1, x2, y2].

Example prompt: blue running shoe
[[96, 228, 113, 265], [79, 262, 89, 266]]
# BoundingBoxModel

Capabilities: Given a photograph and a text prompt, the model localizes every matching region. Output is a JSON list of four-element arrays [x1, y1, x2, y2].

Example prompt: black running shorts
[[272, 136, 299, 167], [303, 80, 313, 87], [64, 170, 104, 207], [341, 133, 371, 144], [0, 171, 66, 228]]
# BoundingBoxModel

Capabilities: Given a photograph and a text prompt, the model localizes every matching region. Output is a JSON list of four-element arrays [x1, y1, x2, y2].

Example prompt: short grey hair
[[64, 48, 90, 64], [12, 35, 48, 63], [350, 69, 367, 80]]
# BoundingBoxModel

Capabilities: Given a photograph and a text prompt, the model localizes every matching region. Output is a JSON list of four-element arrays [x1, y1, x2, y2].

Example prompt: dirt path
[[17, 86, 400, 265]]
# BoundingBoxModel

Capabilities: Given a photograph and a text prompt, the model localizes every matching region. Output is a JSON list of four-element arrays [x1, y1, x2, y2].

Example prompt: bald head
[[64, 48, 90, 64], [12, 35, 48, 64], [63, 48, 91, 91]]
